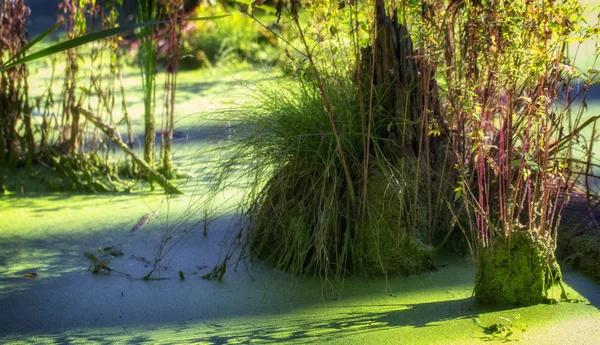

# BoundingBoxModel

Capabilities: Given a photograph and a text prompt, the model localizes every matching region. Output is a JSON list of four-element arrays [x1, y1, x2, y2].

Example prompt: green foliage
[[403, 0, 599, 304], [182, 5, 282, 68], [279, 0, 370, 79], [210, 76, 364, 277]]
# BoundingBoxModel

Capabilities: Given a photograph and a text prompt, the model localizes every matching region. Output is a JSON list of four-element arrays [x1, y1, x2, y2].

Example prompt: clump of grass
[[198, 0, 456, 281], [204, 76, 362, 278], [204, 74, 449, 279]]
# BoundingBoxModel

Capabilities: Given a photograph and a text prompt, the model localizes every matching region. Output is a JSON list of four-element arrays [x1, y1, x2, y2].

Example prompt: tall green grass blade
[[0, 14, 230, 72], [1, 20, 65, 67], [185, 15, 231, 22]]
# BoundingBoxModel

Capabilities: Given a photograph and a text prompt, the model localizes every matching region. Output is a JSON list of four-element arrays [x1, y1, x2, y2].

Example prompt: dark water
[[562, 268, 600, 309]]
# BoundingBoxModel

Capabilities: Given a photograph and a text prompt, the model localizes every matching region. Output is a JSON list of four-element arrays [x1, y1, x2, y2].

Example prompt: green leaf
[[0, 14, 230, 72], [527, 160, 539, 171], [453, 186, 463, 201], [85, 252, 98, 263], [2, 20, 65, 67]]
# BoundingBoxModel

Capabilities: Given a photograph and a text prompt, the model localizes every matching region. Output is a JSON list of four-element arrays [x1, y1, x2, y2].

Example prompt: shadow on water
[[176, 74, 279, 99], [562, 268, 600, 310], [0, 210, 599, 344], [111, 74, 279, 102], [184, 298, 490, 345], [1, 192, 140, 213], [0, 296, 516, 344], [0, 203, 478, 337], [559, 81, 600, 104]]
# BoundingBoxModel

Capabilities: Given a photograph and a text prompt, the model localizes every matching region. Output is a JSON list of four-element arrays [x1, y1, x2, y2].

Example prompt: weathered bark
[[359, 0, 444, 159], [359, 0, 419, 157], [354, 0, 452, 273]]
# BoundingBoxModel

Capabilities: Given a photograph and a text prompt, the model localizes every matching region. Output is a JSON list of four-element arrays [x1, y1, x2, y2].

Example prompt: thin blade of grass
[[552, 115, 600, 153], [1, 20, 65, 68], [0, 14, 230, 72]]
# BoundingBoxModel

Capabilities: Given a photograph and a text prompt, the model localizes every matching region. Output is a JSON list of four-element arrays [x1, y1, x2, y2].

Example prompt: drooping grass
[[202, 75, 361, 278], [200, 61, 453, 280], [190, 0, 459, 282]]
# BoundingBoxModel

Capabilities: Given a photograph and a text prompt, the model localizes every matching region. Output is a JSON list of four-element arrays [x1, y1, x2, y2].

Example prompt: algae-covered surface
[[0, 189, 599, 344], [1, 48, 600, 344], [475, 232, 564, 305]]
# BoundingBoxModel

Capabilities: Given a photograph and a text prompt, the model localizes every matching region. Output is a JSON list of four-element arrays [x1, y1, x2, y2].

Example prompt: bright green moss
[[474, 231, 562, 305], [358, 160, 435, 276]]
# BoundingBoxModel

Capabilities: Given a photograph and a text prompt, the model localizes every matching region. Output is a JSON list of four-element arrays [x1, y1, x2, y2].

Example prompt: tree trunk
[[352, 0, 452, 274], [360, 0, 444, 159]]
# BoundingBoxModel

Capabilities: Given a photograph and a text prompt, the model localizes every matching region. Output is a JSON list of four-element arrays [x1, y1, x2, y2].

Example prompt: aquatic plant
[[198, 0, 600, 307], [0, 0, 33, 168], [0, 0, 137, 192], [0, 1, 226, 194], [409, 0, 600, 304], [201, 0, 455, 280]]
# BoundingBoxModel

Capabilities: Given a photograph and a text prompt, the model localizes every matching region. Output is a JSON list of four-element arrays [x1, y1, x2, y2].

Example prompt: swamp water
[[0, 189, 599, 345], [1, 66, 599, 344]]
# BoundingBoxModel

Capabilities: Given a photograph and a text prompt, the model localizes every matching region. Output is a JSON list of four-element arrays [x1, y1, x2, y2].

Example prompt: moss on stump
[[559, 228, 600, 283], [474, 231, 562, 305], [245, 156, 441, 277], [567, 233, 600, 282], [358, 160, 435, 276]]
